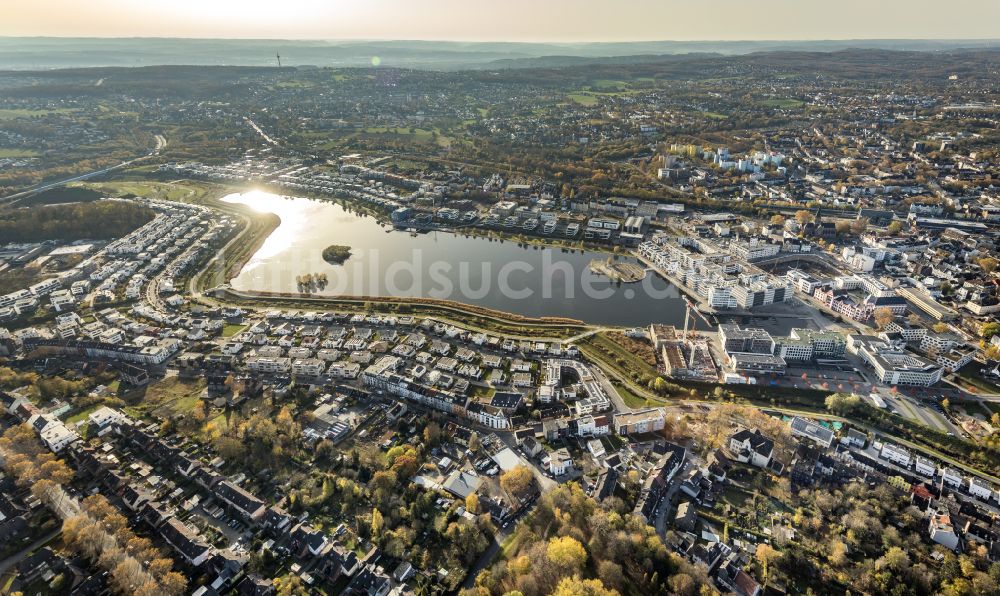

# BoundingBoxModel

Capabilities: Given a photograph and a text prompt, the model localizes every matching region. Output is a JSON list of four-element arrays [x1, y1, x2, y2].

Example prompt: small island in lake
[[322, 244, 352, 264]]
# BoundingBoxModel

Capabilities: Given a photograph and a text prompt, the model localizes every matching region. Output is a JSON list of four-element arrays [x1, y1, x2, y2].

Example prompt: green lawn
[[65, 404, 101, 425], [469, 385, 496, 400], [0, 108, 76, 120], [202, 412, 235, 439], [577, 332, 658, 378], [721, 486, 751, 508], [759, 98, 804, 108], [591, 79, 628, 89], [127, 376, 206, 418], [72, 179, 221, 203], [567, 93, 598, 106], [275, 80, 317, 89], [611, 379, 656, 409], [0, 148, 39, 158], [221, 323, 247, 338]]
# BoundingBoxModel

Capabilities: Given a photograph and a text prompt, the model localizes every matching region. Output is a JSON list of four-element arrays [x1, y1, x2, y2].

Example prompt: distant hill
[[1, 37, 999, 71]]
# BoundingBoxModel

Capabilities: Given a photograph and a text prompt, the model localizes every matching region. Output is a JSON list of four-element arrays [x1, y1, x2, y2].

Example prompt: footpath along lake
[[223, 191, 690, 326]]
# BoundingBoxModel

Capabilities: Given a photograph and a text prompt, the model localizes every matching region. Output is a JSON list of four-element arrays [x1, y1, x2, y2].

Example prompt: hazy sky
[[3, 0, 999, 41]]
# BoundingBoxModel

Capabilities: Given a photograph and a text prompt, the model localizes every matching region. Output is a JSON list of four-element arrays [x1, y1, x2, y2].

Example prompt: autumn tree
[[755, 544, 781, 588], [981, 322, 1000, 340], [465, 492, 479, 514], [273, 574, 307, 596], [500, 465, 536, 498], [371, 508, 385, 540], [387, 446, 420, 479], [423, 421, 441, 445], [873, 307, 895, 330], [551, 576, 618, 596], [828, 540, 849, 567], [547, 536, 588, 573], [825, 392, 861, 415], [978, 257, 999, 273]]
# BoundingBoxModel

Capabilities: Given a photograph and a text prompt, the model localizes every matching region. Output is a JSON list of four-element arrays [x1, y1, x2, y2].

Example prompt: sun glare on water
[[230, 189, 286, 214], [222, 190, 310, 262]]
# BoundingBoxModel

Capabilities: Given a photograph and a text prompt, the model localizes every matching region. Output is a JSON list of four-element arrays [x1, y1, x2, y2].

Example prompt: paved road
[[460, 498, 539, 590], [245, 117, 279, 146], [0, 528, 61, 576], [591, 363, 632, 414], [563, 327, 615, 344], [654, 452, 690, 541], [0, 134, 165, 204]]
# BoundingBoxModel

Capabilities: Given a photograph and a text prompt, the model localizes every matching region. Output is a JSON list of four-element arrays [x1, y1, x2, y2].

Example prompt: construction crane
[[681, 297, 712, 341]]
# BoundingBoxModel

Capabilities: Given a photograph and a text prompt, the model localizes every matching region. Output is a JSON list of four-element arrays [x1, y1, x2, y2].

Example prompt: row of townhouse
[[878, 441, 1000, 503], [22, 337, 181, 366], [362, 356, 513, 430], [80, 403, 387, 591]]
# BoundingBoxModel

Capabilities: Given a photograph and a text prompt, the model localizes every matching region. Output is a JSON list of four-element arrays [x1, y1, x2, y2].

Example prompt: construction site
[[588, 258, 647, 283], [649, 298, 720, 381]]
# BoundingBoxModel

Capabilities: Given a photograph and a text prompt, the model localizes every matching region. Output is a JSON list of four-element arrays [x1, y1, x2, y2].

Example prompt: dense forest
[[0, 200, 155, 243]]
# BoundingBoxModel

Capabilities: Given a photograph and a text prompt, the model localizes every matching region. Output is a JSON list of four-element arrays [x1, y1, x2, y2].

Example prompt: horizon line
[[2, 35, 1000, 44]]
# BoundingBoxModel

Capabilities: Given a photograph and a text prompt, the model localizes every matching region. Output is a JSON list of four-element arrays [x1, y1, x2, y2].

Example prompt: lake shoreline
[[221, 191, 689, 327]]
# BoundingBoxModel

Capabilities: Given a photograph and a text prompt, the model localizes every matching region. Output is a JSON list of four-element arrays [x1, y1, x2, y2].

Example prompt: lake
[[222, 191, 690, 327]]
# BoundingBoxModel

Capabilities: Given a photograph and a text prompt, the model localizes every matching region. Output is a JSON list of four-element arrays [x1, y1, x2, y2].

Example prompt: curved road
[[1, 134, 166, 205]]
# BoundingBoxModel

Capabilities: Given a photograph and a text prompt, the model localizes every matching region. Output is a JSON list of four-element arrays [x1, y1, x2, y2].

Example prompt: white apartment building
[[969, 477, 994, 501], [614, 408, 666, 435], [328, 362, 361, 379], [914, 456, 936, 478], [879, 442, 911, 467], [929, 512, 960, 551], [246, 356, 291, 374], [940, 467, 963, 489], [291, 358, 326, 377]]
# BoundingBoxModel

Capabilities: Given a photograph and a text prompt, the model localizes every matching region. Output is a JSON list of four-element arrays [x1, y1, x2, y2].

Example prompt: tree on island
[[322, 245, 352, 264]]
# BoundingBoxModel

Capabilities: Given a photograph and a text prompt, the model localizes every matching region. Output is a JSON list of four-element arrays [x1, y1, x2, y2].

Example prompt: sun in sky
[[3, 0, 999, 40]]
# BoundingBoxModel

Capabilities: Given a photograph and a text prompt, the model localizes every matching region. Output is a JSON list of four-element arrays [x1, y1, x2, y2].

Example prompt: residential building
[[729, 429, 773, 468]]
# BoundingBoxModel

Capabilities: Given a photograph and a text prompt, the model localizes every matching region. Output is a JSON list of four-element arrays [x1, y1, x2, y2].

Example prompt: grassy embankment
[[218, 289, 589, 340]]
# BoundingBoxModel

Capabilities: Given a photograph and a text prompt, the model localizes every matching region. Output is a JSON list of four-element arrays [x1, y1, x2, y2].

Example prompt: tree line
[[0, 200, 155, 243]]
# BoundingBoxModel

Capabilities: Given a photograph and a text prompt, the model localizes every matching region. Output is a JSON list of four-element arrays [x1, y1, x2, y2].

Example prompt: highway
[[0, 134, 166, 205], [245, 117, 279, 146]]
